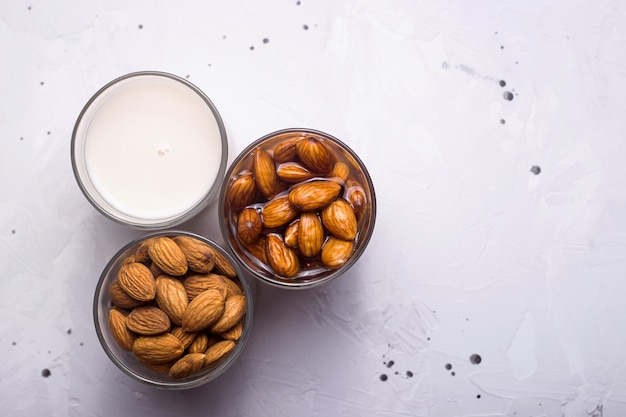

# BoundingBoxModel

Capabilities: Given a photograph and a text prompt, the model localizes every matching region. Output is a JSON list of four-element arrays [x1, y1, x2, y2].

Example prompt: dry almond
[[173, 236, 216, 274], [155, 275, 188, 326], [262, 195, 299, 229], [126, 306, 171, 335], [228, 172, 257, 211], [121, 254, 137, 265], [213, 250, 237, 279], [328, 161, 350, 182], [139, 359, 174, 374], [203, 340, 236, 368], [188, 333, 209, 353], [182, 289, 226, 332], [170, 326, 197, 349], [321, 237, 354, 267], [237, 207, 263, 245], [169, 352, 206, 379], [220, 320, 243, 341], [133, 333, 184, 364], [222, 276, 244, 297], [183, 274, 228, 301], [321, 198, 357, 240], [283, 219, 300, 249], [109, 280, 148, 310], [288, 180, 342, 211], [108, 308, 136, 351], [148, 237, 188, 276], [345, 179, 367, 219], [210, 295, 247, 333], [296, 136, 334, 174], [253, 147, 278, 199], [149, 262, 164, 278], [272, 134, 304, 163], [276, 162, 315, 183], [265, 234, 299, 277], [117, 262, 156, 302], [298, 212, 324, 258], [134, 240, 151, 264]]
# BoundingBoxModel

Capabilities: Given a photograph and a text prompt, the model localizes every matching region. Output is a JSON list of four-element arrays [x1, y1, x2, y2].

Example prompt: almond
[[149, 262, 164, 278], [296, 136, 334, 174], [183, 274, 228, 301], [265, 234, 299, 277], [170, 326, 197, 349], [182, 289, 226, 332], [109, 280, 148, 310], [228, 172, 257, 211], [253, 147, 278, 199], [321, 198, 358, 240], [345, 179, 367, 219], [117, 262, 156, 302], [220, 320, 243, 341], [126, 306, 171, 335], [210, 295, 247, 334], [173, 236, 216, 274], [272, 134, 304, 163], [288, 180, 342, 211], [134, 240, 152, 264], [321, 237, 354, 267], [133, 333, 184, 364], [222, 276, 244, 297], [213, 250, 238, 279], [169, 352, 206, 379], [155, 275, 188, 326], [298, 212, 324, 258], [237, 207, 263, 245], [276, 162, 315, 183], [188, 333, 209, 353], [148, 237, 188, 276], [283, 219, 300, 248], [262, 195, 299, 229], [139, 359, 174, 374], [204, 340, 236, 368], [108, 308, 136, 351], [328, 161, 350, 182]]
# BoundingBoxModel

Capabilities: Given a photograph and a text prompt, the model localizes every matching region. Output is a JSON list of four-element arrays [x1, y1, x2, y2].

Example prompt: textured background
[[2, 0, 626, 416]]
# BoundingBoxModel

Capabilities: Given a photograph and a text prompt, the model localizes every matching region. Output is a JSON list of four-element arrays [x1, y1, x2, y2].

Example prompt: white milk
[[83, 75, 223, 220]]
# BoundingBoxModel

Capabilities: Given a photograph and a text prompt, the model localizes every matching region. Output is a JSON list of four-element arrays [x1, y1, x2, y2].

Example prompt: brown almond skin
[[109, 280, 148, 310], [170, 326, 197, 349], [210, 295, 247, 334], [283, 219, 300, 249], [321, 198, 358, 241], [126, 306, 171, 336], [228, 172, 257, 211], [133, 333, 184, 364], [204, 340, 236, 368], [213, 250, 237, 279], [148, 237, 188, 276], [237, 207, 263, 245], [262, 195, 299, 229], [173, 236, 216, 274], [169, 353, 206, 379], [108, 308, 136, 351], [253, 147, 278, 199], [155, 275, 189, 326], [276, 162, 315, 183], [265, 234, 299, 277], [220, 320, 244, 341], [117, 262, 156, 302], [183, 274, 228, 301], [272, 135, 304, 163], [188, 333, 209, 354], [181, 289, 226, 332], [134, 240, 152, 264], [288, 180, 342, 211], [321, 237, 354, 267], [298, 212, 325, 258], [222, 276, 244, 297], [345, 179, 367, 219], [329, 161, 350, 182], [296, 136, 334, 174]]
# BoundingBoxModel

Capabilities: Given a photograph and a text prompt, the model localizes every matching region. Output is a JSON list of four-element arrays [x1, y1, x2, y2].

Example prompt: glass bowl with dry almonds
[[93, 231, 254, 389], [219, 128, 376, 289]]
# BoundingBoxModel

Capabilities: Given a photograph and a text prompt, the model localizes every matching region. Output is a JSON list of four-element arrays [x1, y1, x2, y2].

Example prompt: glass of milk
[[71, 71, 228, 229]]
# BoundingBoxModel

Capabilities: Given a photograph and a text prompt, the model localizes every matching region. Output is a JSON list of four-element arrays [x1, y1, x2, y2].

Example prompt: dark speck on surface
[[477, 394, 481, 399], [40, 81, 44, 85], [499, 80, 506, 87], [470, 354, 482, 364], [445, 363, 452, 370], [406, 370, 414, 378], [12, 341, 16, 345], [530, 165, 541, 175], [41, 369, 51, 378], [66, 329, 72, 335], [28, 6, 32, 10], [263, 38, 269, 44], [11, 230, 15, 234], [379, 374, 388, 381], [296, 0, 301, 4], [138, 24, 143, 29], [386, 360, 395, 368], [250, 46, 255, 50], [451, 371, 456, 376], [500, 45, 504, 49], [503, 91, 514, 101], [20, 137, 23, 141], [303, 24, 309, 30], [500, 119, 506, 124], [79, 342, 84, 346]]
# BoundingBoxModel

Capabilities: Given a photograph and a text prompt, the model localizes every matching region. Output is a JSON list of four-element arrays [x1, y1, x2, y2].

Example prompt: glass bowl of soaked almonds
[[218, 128, 376, 289], [93, 231, 254, 389]]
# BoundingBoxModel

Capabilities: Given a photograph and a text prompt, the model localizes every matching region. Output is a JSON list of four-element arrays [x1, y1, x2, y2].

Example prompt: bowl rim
[[71, 71, 229, 230], [218, 127, 377, 290], [93, 230, 254, 389]]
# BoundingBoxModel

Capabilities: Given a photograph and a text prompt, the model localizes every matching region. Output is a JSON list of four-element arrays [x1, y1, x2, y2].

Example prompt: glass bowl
[[71, 71, 228, 230], [218, 128, 376, 289], [93, 230, 254, 389]]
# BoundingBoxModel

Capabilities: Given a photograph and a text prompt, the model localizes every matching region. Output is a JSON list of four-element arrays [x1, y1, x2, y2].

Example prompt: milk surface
[[84, 76, 223, 220]]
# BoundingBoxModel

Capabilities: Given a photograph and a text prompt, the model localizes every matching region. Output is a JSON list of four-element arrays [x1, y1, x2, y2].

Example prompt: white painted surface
[[1, 0, 625, 416]]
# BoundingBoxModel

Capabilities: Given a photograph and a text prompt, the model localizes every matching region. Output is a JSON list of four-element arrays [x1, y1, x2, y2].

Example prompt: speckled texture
[[2, 0, 626, 416]]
